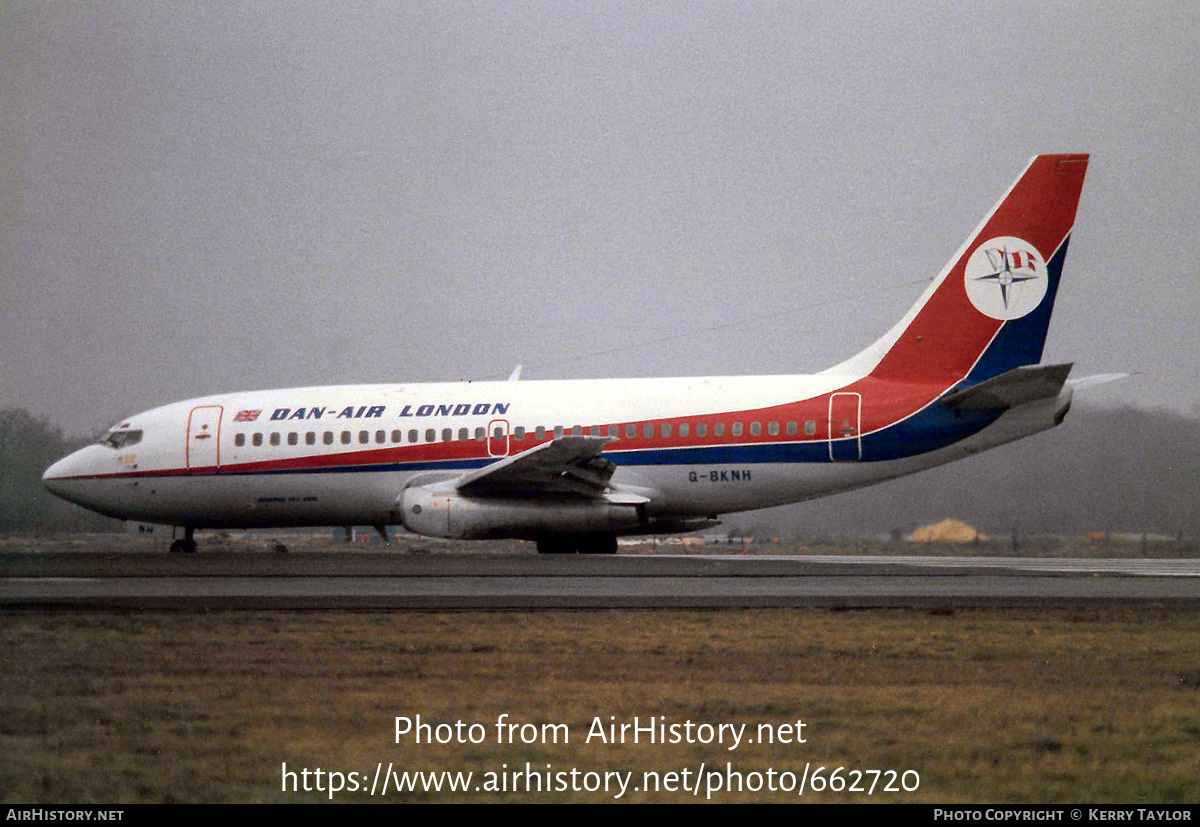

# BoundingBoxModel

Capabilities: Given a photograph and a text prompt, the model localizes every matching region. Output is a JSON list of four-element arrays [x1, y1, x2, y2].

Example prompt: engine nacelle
[[399, 484, 645, 540]]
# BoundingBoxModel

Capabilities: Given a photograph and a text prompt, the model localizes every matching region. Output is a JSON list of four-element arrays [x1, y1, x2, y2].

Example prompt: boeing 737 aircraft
[[44, 154, 1098, 554]]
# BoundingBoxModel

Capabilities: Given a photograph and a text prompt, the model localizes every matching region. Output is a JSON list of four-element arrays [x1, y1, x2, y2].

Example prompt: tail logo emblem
[[963, 236, 1048, 320]]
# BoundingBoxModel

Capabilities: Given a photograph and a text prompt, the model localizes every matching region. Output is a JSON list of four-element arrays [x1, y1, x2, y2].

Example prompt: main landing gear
[[536, 534, 619, 555]]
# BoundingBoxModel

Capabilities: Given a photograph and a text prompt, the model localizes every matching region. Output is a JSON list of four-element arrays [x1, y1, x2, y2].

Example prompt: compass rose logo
[[963, 236, 1048, 320]]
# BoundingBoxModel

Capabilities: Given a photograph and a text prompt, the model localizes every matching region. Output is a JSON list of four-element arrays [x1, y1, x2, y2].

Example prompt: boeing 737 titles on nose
[[44, 154, 1106, 554]]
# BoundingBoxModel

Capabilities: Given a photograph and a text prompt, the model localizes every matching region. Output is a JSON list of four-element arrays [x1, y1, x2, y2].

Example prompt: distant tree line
[[0, 403, 1197, 537], [0, 409, 120, 532]]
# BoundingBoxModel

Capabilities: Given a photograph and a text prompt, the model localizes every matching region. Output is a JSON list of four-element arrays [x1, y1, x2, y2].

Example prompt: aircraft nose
[[42, 454, 73, 497], [42, 445, 134, 519], [42, 448, 96, 500]]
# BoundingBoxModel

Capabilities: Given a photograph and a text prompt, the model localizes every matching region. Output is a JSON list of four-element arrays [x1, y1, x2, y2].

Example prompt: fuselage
[[41, 370, 1070, 531]]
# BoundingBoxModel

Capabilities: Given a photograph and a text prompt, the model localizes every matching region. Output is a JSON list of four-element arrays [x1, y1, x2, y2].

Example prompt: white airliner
[[45, 154, 1102, 554]]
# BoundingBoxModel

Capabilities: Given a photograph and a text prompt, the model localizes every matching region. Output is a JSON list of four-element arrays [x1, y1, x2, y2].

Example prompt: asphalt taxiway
[[3, 551, 1199, 609]]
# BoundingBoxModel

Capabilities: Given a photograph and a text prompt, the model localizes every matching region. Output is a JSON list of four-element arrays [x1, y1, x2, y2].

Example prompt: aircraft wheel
[[170, 539, 197, 554], [272, 543, 289, 555], [577, 534, 618, 555], [536, 536, 575, 555]]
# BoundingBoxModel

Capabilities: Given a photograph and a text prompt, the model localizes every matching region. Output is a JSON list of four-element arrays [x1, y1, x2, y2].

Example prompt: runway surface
[[3, 550, 1200, 609]]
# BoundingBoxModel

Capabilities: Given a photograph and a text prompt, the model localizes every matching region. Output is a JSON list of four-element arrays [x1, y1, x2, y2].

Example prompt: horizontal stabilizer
[[1068, 372, 1129, 391], [941, 363, 1073, 411], [455, 436, 617, 497]]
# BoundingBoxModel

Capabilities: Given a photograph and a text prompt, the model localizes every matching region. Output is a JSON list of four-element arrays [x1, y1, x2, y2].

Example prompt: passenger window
[[477, 427, 488, 441], [536, 426, 546, 440], [551, 425, 562, 438], [458, 427, 469, 441], [733, 422, 744, 436], [391, 430, 402, 443], [714, 423, 725, 437], [768, 422, 779, 436], [324, 431, 334, 445], [270, 432, 281, 446], [409, 429, 418, 443], [679, 423, 689, 437], [341, 431, 351, 445], [626, 424, 636, 439], [697, 423, 707, 437], [787, 421, 797, 436], [288, 432, 298, 445], [643, 424, 654, 438], [661, 423, 671, 438], [493, 426, 504, 439], [750, 422, 761, 436], [513, 426, 525, 440], [357, 431, 367, 444], [253, 433, 263, 447], [608, 425, 619, 438], [442, 428, 453, 442], [306, 432, 317, 445], [235, 433, 245, 447], [590, 425, 600, 437], [805, 420, 816, 436], [425, 429, 436, 443]]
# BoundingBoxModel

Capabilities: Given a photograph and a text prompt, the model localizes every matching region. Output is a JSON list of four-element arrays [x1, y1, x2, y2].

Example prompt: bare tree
[[0, 409, 119, 532]]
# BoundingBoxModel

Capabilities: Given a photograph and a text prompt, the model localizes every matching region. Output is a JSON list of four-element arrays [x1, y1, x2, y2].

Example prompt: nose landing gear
[[169, 526, 198, 554]]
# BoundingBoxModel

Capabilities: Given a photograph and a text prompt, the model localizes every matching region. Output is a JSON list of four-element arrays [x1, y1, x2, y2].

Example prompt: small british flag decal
[[233, 410, 261, 422]]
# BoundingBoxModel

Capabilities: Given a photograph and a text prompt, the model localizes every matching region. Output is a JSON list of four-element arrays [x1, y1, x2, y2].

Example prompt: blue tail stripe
[[965, 235, 1070, 384]]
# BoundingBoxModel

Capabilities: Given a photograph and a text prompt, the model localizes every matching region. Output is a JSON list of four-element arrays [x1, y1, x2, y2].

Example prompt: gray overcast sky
[[3, 2, 1198, 435]]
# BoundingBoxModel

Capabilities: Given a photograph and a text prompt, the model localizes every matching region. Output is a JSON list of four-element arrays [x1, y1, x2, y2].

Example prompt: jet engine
[[399, 483, 647, 540]]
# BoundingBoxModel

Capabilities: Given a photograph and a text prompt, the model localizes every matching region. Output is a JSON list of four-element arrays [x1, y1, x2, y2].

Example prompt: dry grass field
[[2, 608, 1199, 803]]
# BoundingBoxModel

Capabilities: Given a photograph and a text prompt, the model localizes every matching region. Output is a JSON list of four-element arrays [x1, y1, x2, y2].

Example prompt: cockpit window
[[99, 429, 143, 449]]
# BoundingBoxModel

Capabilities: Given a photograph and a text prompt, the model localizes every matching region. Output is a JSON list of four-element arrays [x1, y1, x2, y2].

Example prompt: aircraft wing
[[454, 436, 628, 499], [941, 363, 1074, 411]]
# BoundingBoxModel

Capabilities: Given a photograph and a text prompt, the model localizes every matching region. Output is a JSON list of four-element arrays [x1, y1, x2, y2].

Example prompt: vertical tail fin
[[827, 154, 1089, 385]]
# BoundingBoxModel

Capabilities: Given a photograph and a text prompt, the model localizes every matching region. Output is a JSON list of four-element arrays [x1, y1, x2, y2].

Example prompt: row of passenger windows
[[232, 420, 821, 448]]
